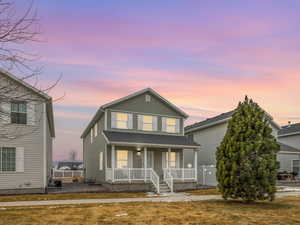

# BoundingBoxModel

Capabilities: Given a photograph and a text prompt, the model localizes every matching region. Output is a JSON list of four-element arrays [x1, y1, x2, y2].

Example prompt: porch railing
[[163, 168, 196, 181], [52, 169, 84, 179], [105, 168, 160, 193], [164, 169, 173, 193]]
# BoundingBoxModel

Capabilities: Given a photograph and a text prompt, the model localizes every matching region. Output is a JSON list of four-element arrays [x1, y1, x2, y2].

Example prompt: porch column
[[182, 151, 184, 181], [112, 145, 115, 182], [194, 149, 198, 181], [144, 147, 147, 182], [168, 148, 171, 168]]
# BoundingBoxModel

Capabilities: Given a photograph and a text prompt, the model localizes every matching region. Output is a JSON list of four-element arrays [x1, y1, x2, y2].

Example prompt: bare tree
[[0, 1, 62, 140]]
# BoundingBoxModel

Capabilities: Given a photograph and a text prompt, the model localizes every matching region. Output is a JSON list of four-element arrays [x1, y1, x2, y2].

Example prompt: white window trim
[[112, 112, 133, 130], [90, 128, 93, 143], [162, 117, 180, 133], [138, 114, 157, 131], [0, 147, 17, 173], [94, 123, 98, 137]]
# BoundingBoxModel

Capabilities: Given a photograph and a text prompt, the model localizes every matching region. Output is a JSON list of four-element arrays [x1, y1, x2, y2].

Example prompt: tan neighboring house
[[0, 70, 55, 194], [81, 88, 200, 193]]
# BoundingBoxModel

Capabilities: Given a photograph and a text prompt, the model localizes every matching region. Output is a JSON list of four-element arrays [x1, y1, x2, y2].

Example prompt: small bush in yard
[[216, 96, 280, 202]]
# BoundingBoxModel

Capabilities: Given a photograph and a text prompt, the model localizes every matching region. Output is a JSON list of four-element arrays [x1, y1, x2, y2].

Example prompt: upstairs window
[[162, 117, 180, 133], [0, 147, 16, 172], [111, 112, 133, 129], [138, 115, 157, 131], [11, 102, 27, 124]]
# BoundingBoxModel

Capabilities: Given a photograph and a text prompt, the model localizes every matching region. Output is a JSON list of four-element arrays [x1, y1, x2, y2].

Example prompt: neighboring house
[[278, 123, 300, 175], [81, 88, 199, 193], [0, 70, 55, 194], [185, 110, 300, 181]]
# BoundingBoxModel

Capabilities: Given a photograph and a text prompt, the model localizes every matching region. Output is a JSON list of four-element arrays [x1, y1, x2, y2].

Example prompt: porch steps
[[159, 182, 171, 193]]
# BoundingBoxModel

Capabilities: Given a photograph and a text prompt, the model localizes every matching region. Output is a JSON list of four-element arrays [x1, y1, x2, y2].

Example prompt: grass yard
[[1, 197, 300, 225], [0, 192, 147, 202]]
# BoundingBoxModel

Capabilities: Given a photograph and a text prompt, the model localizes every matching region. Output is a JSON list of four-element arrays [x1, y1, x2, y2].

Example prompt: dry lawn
[[0, 192, 147, 202], [1, 197, 300, 225]]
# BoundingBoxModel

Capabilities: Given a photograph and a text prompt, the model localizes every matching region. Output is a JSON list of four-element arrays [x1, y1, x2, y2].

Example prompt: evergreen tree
[[216, 96, 279, 202]]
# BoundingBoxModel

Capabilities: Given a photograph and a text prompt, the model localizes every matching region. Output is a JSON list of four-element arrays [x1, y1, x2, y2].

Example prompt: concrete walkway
[[1, 191, 300, 207]]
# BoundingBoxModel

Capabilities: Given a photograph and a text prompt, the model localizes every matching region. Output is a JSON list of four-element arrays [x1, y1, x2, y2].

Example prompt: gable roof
[[101, 87, 188, 118], [185, 110, 280, 134], [278, 123, 300, 137], [81, 88, 188, 138], [278, 142, 300, 154], [0, 69, 55, 137]]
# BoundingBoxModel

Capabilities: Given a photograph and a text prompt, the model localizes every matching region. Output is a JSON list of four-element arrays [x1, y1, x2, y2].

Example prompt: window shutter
[[138, 115, 143, 130], [162, 117, 166, 132], [27, 102, 35, 126], [1, 102, 11, 124], [111, 112, 116, 128], [99, 152, 103, 170], [175, 119, 180, 133], [152, 116, 157, 131], [16, 147, 24, 172], [127, 113, 133, 129]]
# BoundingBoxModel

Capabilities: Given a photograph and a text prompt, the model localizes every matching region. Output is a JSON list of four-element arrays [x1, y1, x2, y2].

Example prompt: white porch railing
[[164, 169, 174, 193], [52, 169, 84, 179], [163, 168, 196, 181], [105, 168, 160, 193]]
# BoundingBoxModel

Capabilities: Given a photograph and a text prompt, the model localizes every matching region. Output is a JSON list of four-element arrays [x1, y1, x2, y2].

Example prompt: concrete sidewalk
[[1, 191, 300, 207]]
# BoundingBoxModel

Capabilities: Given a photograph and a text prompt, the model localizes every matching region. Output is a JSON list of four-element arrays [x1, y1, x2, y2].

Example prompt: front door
[[153, 151, 164, 180]]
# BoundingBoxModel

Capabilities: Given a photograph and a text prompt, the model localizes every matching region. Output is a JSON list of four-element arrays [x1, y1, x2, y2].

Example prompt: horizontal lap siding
[[0, 102, 45, 190]]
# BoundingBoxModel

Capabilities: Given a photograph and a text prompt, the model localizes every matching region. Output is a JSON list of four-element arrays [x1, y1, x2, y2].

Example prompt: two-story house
[[0, 70, 55, 194], [81, 88, 200, 193], [185, 110, 300, 183], [278, 122, 300, 175]]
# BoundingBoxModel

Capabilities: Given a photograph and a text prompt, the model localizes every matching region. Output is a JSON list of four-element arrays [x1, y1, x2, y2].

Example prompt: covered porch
[[103, 131, 200, 193]]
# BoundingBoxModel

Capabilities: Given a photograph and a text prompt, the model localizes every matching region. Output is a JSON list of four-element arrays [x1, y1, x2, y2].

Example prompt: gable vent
[[145, 94, 151, 102]]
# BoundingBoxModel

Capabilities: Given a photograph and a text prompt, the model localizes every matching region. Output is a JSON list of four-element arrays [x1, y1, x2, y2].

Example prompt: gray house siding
[[107, 92, 184, 135], [83, 115, 106, 183], [0, 73, 54, 193], [277, 153, 300, 172], [278, 134, 300, 150], [0, 102, 46, 192]]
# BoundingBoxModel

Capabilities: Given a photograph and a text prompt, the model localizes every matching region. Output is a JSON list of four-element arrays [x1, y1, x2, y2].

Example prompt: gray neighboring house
[[185, 110, 300, 181], [278, 123, 300, 175], [0, 70, 55, 194], [81, 88, 200, 193]]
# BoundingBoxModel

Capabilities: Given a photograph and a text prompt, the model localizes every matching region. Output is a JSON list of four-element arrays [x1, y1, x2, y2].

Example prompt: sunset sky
[[24, 0, 300, 160]]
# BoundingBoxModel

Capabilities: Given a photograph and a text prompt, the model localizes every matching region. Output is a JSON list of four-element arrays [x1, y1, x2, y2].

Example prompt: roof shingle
[[279, 123, 300, 136], [103, 131, 199, 148]]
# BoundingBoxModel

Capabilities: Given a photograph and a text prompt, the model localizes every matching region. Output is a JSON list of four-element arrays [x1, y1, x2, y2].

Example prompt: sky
[[20, 0, 300, 161]]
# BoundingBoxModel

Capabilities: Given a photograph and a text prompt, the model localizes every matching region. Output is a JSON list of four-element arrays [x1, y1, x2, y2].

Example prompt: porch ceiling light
[[136, 147, 141, 156]]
